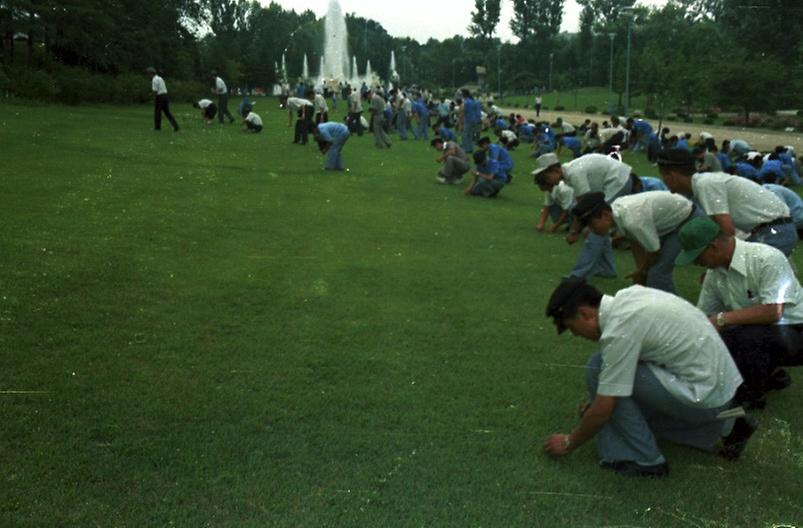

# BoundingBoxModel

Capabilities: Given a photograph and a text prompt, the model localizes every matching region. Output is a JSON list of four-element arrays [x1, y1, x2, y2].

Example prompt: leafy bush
[[703, 118, 715, 125], [0, 67, 9, 93], [15, 69, 60, 100], [585, 105, 597, 114], [683, 116, 694, 123], [554, 105, 565, 111], [51, 66, 108, 105], [169, 79, 208, 104], [643, 108, 657, 119], [706, 112, 718, 119], [722, 120, 736, 126], [114, 73, 151, 104]]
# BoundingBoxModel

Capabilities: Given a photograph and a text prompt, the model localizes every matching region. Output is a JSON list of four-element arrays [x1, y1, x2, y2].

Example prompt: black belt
[[752, 217, 794, 233]]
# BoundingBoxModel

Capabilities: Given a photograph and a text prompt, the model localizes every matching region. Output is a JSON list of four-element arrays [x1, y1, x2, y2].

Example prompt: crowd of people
[[146, 67, 802, 478]]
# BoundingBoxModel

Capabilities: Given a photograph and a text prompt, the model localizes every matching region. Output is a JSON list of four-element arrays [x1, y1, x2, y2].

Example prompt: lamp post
[[622, 8, 635, 116], [607, 33, 615, 93], [497, 44, 502, 99], [548, 53, 554, 91], [452, 58, 457, 89]]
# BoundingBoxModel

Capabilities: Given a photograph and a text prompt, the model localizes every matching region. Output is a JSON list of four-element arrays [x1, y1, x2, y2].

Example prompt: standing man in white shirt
[[210, 71, 235, 124], [676, 216, 803, 408], [543, 279, 754, 477], [571, 191, 700, 294], [313, 90, 329, 124], [146, 67, 179, 132], [659, 148, 798, 256]]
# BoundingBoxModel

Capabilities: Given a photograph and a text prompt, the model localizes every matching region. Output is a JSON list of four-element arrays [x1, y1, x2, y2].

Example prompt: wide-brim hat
[[531, 153, 561, 178]]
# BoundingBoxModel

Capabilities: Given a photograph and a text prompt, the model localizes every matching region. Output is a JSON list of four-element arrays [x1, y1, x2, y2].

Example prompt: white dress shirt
[[612, 191, 694, 252], [597, 286, 742, 407], [562, 153, 631, 202], [692, 172, 790, 232], [697, 239, 803, 325]]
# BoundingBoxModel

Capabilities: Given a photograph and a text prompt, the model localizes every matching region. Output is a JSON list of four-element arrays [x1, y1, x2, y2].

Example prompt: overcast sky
[[264, 0, 669, 42]]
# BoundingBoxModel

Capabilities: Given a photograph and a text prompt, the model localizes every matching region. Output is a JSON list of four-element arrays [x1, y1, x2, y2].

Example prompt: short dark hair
[[478, 136, 491, 147], [430, 138, 444, 147], [545, 278, 604, 334], [473, 150, 486, 165]]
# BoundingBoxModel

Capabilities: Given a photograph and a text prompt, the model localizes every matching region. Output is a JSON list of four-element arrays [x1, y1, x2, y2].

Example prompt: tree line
[[0, 0, 801, 117]]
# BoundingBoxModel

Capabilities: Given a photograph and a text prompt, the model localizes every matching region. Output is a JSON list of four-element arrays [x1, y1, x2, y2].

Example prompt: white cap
[[745, 151, 762, 161]]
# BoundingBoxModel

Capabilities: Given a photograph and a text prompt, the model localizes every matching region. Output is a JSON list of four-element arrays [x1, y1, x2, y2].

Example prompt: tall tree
[[575, 0, 634, 27], [468, 0, 501, 42], [510, 0, 563, 75], [510, 0, 563, 43]]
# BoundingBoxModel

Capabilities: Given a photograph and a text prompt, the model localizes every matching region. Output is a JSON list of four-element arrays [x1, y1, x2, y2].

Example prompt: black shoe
[[600, 460, 670, 478], [769, 369, 792, 391], [718, 415, 758, 461]]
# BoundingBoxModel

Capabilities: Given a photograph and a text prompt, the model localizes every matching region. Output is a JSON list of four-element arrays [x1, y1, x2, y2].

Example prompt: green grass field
[[501, 87, 649, 114], [1, 98, 801, 527]]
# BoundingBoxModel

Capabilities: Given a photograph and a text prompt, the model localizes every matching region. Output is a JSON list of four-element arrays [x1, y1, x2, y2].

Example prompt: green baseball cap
[[675, 216, 721, 266]]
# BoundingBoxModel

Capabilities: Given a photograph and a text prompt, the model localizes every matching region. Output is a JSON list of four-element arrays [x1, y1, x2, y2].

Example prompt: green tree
[[575, 0, 634, 27], [510, 0, 563, 75], [468, 0, 501, 42]]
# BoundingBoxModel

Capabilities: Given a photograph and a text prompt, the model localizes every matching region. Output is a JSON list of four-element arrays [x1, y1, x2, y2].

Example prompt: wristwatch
[[716, 312, 727, 328], [563, 435, 572, 451]]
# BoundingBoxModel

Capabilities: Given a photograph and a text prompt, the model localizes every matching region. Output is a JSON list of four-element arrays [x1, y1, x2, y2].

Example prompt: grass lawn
[[1, 97, 801, 527]]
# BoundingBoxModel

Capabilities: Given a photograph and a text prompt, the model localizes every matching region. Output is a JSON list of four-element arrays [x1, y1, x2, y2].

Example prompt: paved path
[[500, 107, 803, 153]]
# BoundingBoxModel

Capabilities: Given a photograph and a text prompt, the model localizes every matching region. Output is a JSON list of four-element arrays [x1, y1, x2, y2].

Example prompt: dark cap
[[656, 148, 695, 167], [545, 278, 598, 334], [571, 192, 607, 227]]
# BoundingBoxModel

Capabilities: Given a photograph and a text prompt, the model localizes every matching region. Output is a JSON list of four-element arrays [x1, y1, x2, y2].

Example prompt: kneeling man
[[676, 217, 803, 407], [543, 279, 754, 476]]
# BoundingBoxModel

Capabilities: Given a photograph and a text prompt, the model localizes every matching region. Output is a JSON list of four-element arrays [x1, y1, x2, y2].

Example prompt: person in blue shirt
[[494, 117, 508, 133], [412, 95, 429, 140], [296, 82, 305, 98], [633, 176, 669, 193], [435, 126, 456, 142], [775, 146, 802, 185], [762, 182, 803, 236], [558, 136, 583, 159], [531, 125, 556, 157], [466, 150, 505, 198], [675, 133, 691, 151], [757, 157, 785, 183], [460, 89, 482, 153], [478, 136, 514, 183], [733, 159, 759, 180], [313, 122, 350, 171], [626, 118, 653, 153], [519, 122, 536, 143]]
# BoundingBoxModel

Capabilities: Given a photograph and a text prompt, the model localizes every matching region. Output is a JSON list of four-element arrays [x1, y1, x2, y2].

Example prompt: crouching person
[[431, 137, 470, 184], [676, 217, 803, 408], [543, 279, 756, 477], [242, 111, 263, 133], [465, 150, 505, 198], [312, 122, 350, 171]]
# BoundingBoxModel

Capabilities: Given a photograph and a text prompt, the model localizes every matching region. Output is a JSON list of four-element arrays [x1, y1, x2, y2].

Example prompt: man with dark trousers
[[210, 71, 236, 124], [146, 67, 179, 132]]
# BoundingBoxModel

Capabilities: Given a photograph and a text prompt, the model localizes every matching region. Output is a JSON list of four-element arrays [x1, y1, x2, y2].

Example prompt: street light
[[452, 58, 457, 89], [548, 53, 554, 91], [622, 7, 635, 116], [497, 44, 502, 100], [607, 33, 615, 93]]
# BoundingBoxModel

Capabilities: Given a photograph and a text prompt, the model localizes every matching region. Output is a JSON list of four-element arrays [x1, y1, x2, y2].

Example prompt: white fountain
[[389, 50, 400, 86], [322, 0, 349, 82], [351, 56, 359, 86], [302, 53, 309, 81]]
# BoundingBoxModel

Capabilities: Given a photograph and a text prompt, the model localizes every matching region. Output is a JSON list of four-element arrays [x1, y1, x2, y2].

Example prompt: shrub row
[[1, 65, 206, 105]]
